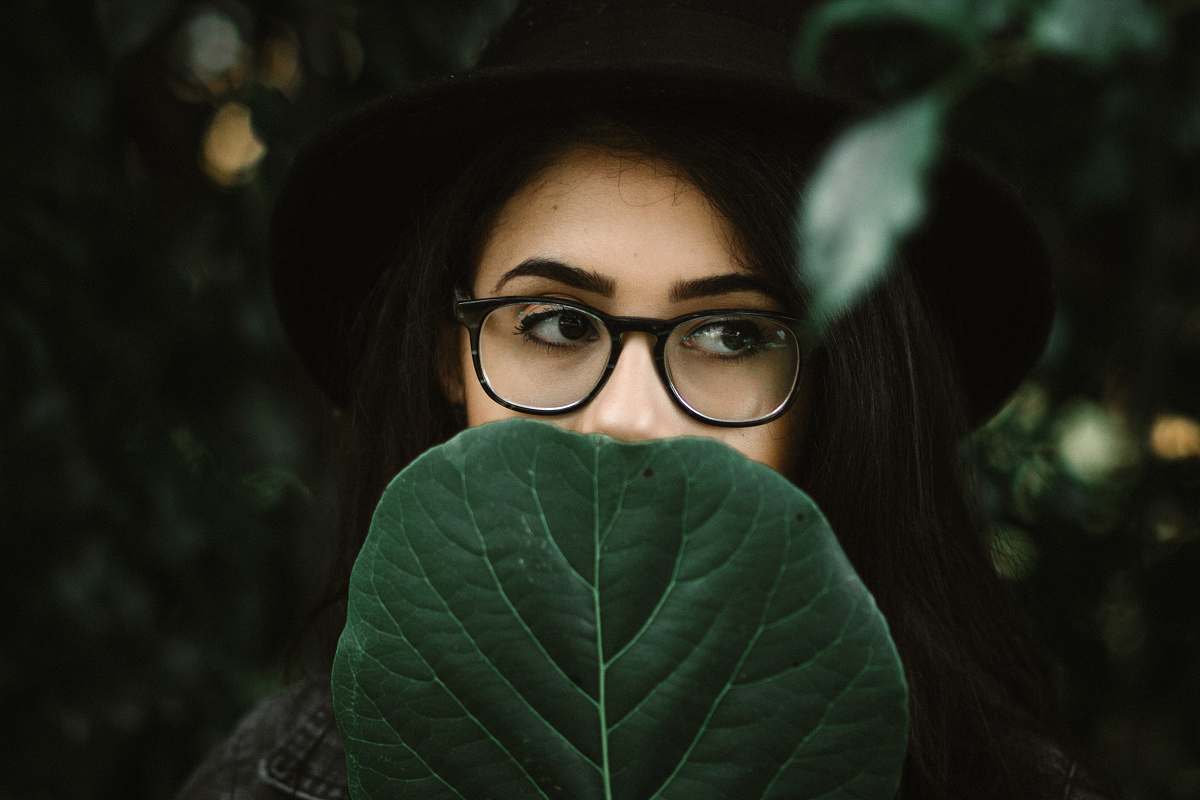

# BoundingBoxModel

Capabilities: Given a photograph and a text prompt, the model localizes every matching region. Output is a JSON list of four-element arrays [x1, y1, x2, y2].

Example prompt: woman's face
[[441, 145, 804, 476]]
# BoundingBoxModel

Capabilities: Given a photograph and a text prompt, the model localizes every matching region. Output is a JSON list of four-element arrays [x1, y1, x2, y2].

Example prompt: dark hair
[[281, 99, 1106, 799]]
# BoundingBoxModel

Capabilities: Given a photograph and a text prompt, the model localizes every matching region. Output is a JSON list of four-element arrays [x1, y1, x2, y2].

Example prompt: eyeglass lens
[[477, 300, 799, 422]]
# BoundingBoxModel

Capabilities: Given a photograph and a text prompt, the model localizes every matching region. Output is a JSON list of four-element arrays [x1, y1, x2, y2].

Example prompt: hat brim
[[270, 62, 1053, 428]]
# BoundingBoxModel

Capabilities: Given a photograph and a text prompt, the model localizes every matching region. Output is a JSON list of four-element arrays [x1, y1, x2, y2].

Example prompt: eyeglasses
[[451, 286, 813, 427]]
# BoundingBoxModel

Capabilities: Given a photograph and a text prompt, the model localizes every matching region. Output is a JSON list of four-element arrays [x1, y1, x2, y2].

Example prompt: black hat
[[270, 0, 1054, 427]]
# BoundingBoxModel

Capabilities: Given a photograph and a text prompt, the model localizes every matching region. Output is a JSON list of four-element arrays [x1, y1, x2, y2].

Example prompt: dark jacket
[[175, 679, 346, 800], [174, 678, 1116, 800]]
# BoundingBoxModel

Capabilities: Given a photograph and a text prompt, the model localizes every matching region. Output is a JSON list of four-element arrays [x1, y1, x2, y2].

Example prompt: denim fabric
[[174, 679, 346, 800], [174, 678, 1114, 799]]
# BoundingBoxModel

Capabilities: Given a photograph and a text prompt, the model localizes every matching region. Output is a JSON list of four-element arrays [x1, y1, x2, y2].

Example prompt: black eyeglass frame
[[451, 285, 816, 428]]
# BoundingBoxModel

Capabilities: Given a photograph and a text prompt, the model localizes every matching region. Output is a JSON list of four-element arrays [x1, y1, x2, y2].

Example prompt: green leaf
[[332, 418, 908, 800], [798, 92, 946, 325], [1030, 0, 1165, 67], [794, 0, 1014, 75]]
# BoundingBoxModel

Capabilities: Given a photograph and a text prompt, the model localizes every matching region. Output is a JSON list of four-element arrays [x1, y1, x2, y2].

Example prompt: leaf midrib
[[593, 442, 613, 800]]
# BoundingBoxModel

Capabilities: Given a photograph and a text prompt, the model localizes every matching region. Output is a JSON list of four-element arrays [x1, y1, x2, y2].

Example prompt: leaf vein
[[645, 480, 777, 796]]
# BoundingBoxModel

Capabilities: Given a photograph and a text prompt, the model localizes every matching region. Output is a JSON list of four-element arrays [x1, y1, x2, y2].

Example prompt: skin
[[437, 144, 803, 476]]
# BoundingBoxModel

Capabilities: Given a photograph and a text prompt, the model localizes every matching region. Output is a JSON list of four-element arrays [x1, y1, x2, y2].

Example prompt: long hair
[[281, 98, 1102, 799]]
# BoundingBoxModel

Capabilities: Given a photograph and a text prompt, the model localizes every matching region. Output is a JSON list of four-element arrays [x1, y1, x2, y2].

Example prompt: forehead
[[474, 145, 746, 303]]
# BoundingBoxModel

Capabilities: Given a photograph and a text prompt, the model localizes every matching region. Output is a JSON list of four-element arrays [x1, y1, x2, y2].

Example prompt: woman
[[176, 1, 1120, 798]]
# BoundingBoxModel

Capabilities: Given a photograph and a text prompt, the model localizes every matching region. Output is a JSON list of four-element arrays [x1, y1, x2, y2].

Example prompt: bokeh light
[[1054, 400, 1139, 484], [200, 102, 266, 186], [258, 29, 303, 97], [186, 11, 242, 81], [1149, 413, 1200, 460], [169, 6, 250, 101]]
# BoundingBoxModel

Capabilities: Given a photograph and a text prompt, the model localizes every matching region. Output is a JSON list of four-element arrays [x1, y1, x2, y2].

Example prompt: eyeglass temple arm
[[452, 285, 471, 317]]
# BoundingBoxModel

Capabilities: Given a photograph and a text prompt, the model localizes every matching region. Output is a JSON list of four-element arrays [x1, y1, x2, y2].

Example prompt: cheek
[[460, 337, 535, 428], [465, 392, 516, 428], [462, 366, 515, 427], [729, 409, 800, 476]]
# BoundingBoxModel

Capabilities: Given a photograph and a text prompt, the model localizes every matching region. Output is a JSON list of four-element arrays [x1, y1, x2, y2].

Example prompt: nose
[[571, 331, 681, 442]]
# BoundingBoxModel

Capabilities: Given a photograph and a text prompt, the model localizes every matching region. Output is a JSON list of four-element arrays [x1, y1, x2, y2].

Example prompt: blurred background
[[1, 1, 1197, 798]]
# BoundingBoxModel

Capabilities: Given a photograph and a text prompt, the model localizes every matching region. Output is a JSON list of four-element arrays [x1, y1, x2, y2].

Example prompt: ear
[[434, 320, 465, 406]]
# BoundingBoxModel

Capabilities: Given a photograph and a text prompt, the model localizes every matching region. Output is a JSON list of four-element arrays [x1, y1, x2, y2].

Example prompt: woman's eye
[[682, 320, 764, 356], [516, 309, 600, 346]]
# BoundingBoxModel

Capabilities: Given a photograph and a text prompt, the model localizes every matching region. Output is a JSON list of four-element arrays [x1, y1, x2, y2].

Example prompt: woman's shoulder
[[173, 676, 347, 800]]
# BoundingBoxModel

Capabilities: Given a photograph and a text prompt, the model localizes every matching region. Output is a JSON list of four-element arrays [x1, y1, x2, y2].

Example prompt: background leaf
[[798, 91, 946, 325], [1030, 0, 1165, 67], [332, 418, 909, 800]]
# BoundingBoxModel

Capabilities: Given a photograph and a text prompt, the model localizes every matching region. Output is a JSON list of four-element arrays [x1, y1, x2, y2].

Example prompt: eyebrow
[[492, 257, 781, 303]]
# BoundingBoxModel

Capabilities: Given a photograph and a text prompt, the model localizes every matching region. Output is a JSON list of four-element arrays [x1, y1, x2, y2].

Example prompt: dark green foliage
[[333, 419, 907, 799], [797, 4, 1200, 799], [3, 1, 1199, 798]]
